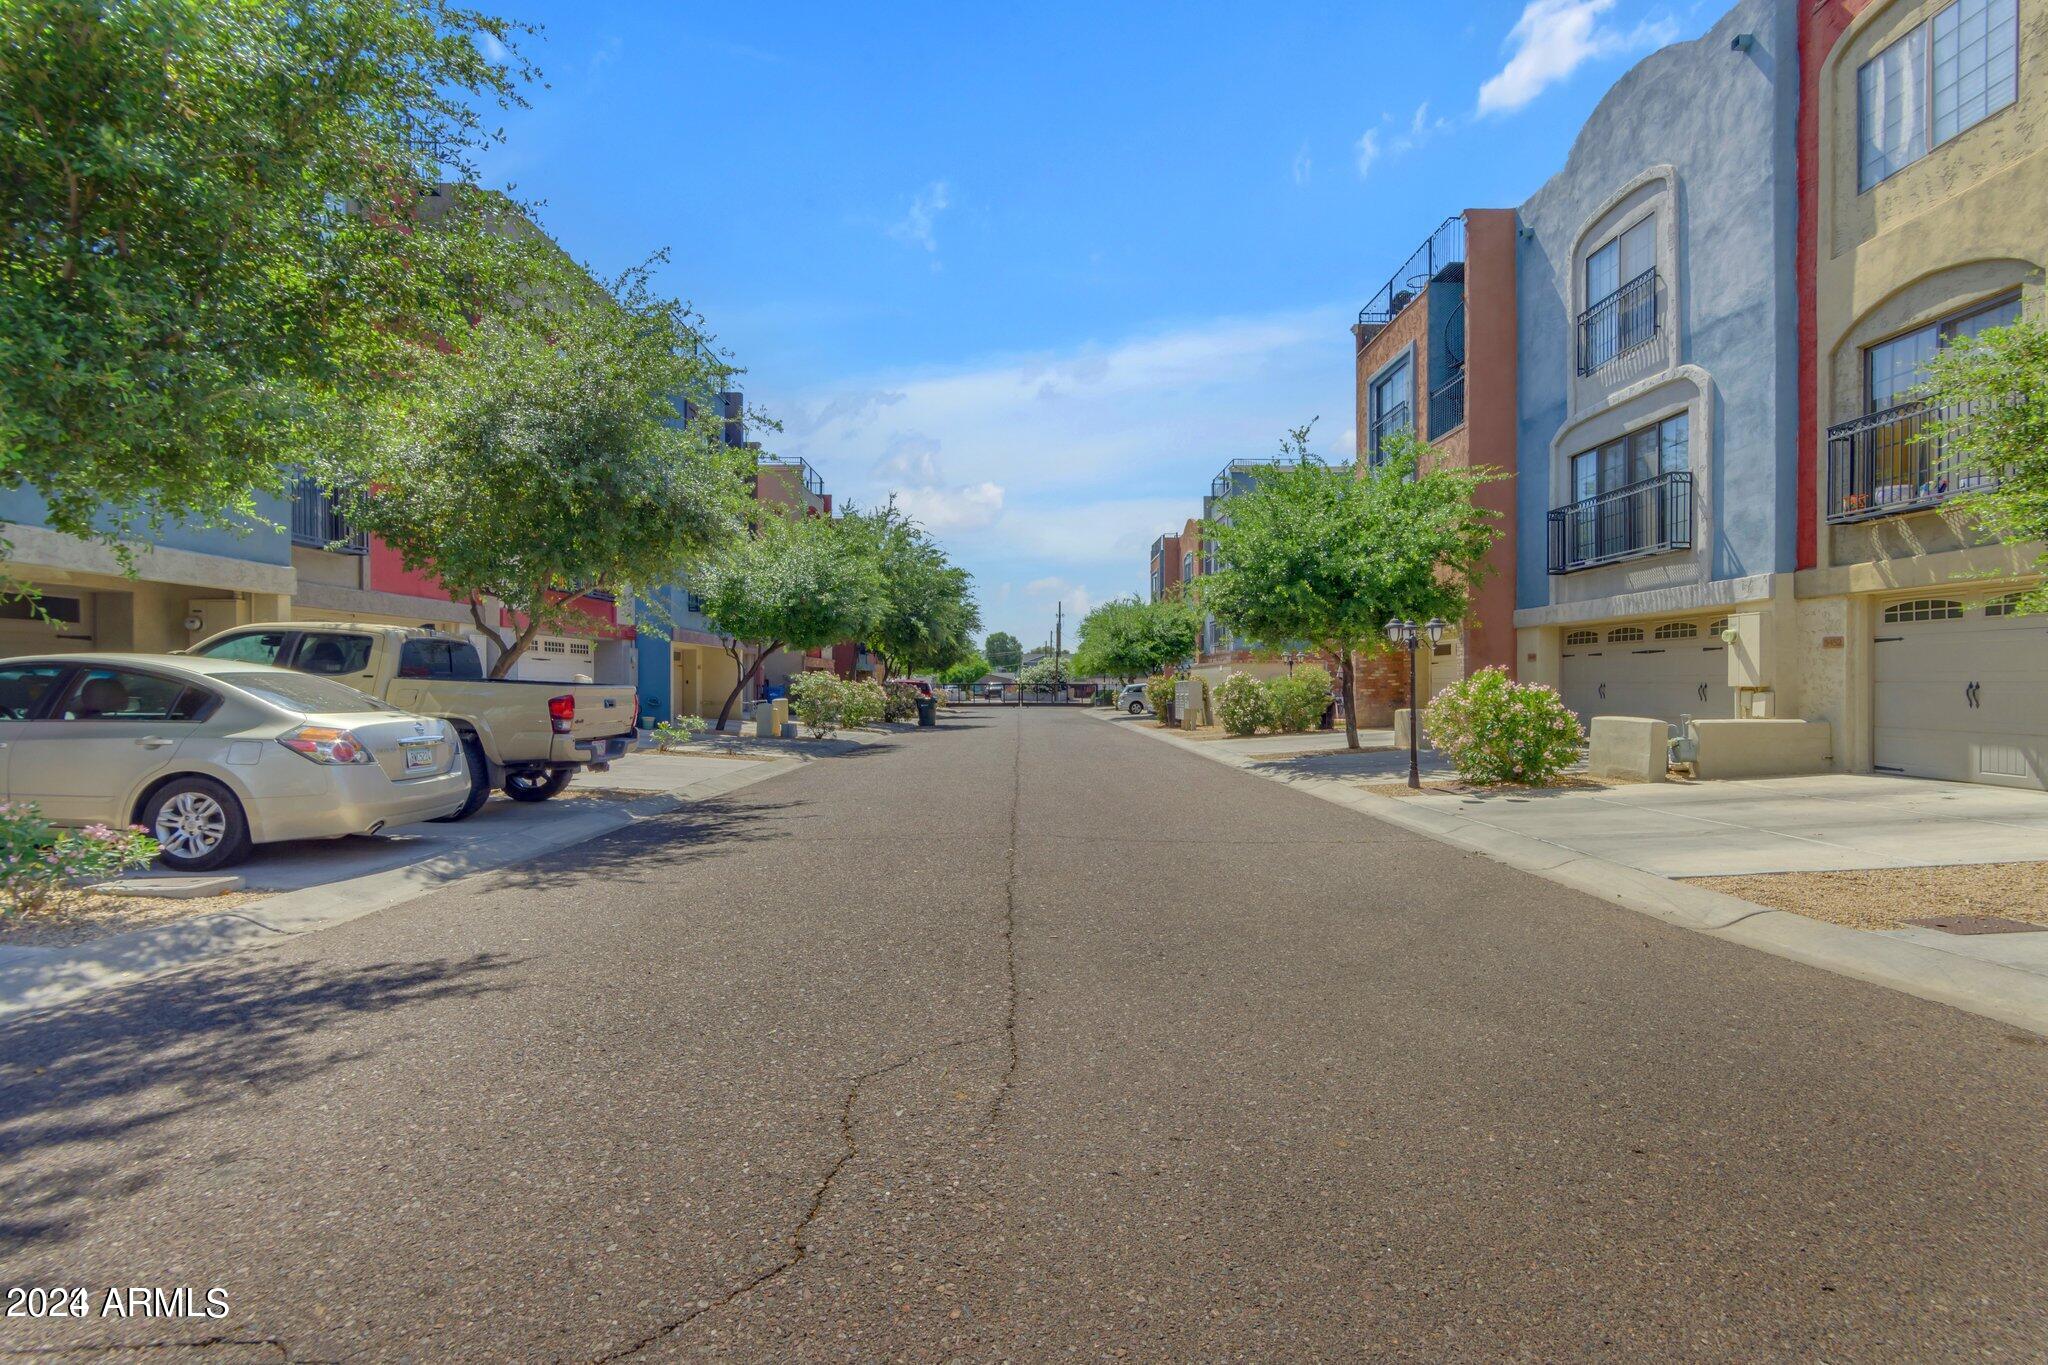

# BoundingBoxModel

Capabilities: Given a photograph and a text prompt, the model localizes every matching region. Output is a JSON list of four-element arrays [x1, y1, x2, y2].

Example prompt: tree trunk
[[479, 589, 596, 679], [715, 641, 780, 730], [1339, 650, 1360, 750]]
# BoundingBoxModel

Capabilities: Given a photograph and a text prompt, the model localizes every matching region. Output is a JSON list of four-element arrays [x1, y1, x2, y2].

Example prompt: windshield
[[215, 672, 396, 715]]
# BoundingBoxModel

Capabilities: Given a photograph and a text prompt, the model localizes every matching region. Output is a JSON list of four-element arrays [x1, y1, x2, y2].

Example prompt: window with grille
[[1607, 626, 1645, 643], [1652, 622, 1698, 640], [1564, 630, 1598, 646], [1707, 617, 1729, 638], [1882, 598, 1964, 622], [1984, 593, 2022, 617], [1858, 0, 2017, 191]]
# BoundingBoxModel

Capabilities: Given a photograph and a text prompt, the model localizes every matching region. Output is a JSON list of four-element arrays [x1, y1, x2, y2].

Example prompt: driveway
[[3, 708, 2044, 1360], [1390, 771, 2048, 876]]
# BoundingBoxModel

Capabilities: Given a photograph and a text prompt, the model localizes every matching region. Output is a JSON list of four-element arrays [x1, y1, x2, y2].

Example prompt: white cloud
[[1023, 577, 1095, 630], [758, 306, 1353, 649], [887, 181, 951, 253], [1291, 144, 1313, 186], [1476, 0, 1679, 117], [1354, 128, 1382, 179], [895, 480, 1006, 535]]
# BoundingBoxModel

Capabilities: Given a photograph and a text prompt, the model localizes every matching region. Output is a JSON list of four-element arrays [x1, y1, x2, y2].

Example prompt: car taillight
[[549, 694, 575, 735], [279, 725, 374, 765]]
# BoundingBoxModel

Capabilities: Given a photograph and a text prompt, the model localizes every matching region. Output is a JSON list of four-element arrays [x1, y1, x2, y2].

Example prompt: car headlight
[[279, 725, 375, 765]]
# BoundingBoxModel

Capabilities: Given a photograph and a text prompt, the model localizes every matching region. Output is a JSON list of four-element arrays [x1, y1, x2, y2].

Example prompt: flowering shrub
[[787, 671, 846, 738], [1267, 664, 1332, 734], [1143, 674, 1176, 719], [882, 680, 922, 723], [652, 715, 708, 751], [1421, 666, 1585, 786], [0, 803, 159, 916], [1214, 672, 1274, 736], [840, 678, 888, 729]]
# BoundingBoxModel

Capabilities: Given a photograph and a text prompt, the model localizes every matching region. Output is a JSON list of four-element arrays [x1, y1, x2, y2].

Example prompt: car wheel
[[145, 776, 253, 872], [503, 766, 574, 802], [1129, 701, 1144, 714], [429, 731, 492, 822]]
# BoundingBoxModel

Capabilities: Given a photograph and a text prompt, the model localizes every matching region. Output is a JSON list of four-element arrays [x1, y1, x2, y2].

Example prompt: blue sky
[[473, 0, 1710, 652]]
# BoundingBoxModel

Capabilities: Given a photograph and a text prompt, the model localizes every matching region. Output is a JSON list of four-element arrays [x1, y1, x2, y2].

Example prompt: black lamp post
[[1383, 616, 1448, 789]]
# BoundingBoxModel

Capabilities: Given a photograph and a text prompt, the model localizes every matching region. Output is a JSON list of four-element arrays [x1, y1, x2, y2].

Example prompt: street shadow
[[0, 951, 521, 1251], [486, 796, 797, 893], [1249, 748, 1450, 782]]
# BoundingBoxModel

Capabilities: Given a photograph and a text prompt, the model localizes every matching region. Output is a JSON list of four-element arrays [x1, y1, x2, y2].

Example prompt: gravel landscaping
[[1683, 862, 2048, 932], [0, 889, 268, 949]]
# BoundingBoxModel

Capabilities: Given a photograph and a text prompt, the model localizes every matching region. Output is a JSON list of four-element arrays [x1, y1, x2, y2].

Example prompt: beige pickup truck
[[188, 622, 637, 820]]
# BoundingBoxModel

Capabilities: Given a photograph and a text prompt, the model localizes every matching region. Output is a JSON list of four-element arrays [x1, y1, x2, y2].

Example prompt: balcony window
[[1548, 413, 1692, 573], [1367, 355, 1412, 467], [1579, 215, 1657, 375], [289, 475, 368, 554], [1858, 0, 2017, 190], [1829, 294, 2019, 523]]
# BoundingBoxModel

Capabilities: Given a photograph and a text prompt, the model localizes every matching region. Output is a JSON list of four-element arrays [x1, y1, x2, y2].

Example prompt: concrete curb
[[0, 756, 805, 1020], [1092, 711, 2048, 1037]]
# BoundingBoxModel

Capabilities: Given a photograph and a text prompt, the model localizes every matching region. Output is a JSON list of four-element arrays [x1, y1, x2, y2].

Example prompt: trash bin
[[1319, 701, 1336, 731], [916, 696, 936, 727]]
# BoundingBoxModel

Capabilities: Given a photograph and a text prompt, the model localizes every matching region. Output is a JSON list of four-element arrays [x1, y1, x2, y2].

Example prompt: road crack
[[587, 1032, 1001, 1363], [981, 706, 1024, 1137]]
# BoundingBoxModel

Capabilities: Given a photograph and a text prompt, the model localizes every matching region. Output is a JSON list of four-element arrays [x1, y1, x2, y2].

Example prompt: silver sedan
[[0, 654, 469, 871]]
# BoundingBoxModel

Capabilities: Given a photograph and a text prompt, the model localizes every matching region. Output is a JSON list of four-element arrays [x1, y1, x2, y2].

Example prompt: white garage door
[[511, 636, 595, 683], [1872, 595, 2048, 790], [1559, 621, 1733, 726]]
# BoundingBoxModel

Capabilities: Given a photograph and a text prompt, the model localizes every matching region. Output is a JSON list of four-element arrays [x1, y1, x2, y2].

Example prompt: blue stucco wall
[[1513, 0, 1800, 609], [632, 579, 719, 723], [0, 487, 293, 566]]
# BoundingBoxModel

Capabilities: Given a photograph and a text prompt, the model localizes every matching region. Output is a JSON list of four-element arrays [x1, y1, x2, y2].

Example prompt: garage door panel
[[1560, 641, 1727, 725], [1871, 606, 2048, 789]]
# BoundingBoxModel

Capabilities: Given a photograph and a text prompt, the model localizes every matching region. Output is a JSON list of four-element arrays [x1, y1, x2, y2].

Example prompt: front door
[[7, 666, 211, 823]]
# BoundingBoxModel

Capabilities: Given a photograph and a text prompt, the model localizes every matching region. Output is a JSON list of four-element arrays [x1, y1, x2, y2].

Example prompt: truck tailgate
[[561, 685, 637, 740]]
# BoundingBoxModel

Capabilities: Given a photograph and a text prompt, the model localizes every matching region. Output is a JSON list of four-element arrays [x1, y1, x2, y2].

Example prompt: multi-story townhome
[[1148, 532, 1182, 602], [1797, 0, 2046, 788], [1515, 0, 1802, 728], [1351, 208, 1521, 709], [0, 492, 294, 660]]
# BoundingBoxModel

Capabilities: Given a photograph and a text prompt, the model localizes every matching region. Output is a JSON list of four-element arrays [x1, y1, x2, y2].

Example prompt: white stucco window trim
[[1564, 164, 1681, 415]]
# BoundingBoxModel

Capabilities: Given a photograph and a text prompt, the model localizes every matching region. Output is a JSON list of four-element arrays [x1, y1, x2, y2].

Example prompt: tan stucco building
[[1797, 0, 2047, 787]]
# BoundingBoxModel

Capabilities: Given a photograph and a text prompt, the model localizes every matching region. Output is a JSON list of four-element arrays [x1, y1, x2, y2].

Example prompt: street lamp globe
[[1425, 617, 1448, 646], [1384, 617, 1408, 647]]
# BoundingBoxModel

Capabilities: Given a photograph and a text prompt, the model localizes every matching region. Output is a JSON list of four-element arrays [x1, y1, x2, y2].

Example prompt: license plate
[[403, 746, 434, 770]]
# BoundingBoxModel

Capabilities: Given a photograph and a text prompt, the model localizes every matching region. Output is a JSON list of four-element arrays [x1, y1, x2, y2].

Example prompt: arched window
[[1707, 617, 1729, 638], [1984, 593, 2022, 618], [1882, 599, 1964, 623], [1564, 629, 1598, 646], [1607, 626, 1645, 643], [1652, 621, 1698, 640]]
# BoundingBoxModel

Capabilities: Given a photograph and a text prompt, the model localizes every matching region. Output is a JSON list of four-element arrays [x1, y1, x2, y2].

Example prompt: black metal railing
[[1367, 401, 1412, 466], [1826, 398, 1993, 523], [756, 452, 825, 497], [289, 476, 368, 553], [1429, 370, 1466, 438], [1576, 268, 1659, 376], [1547, 471, 1693, 574], [1359, 216, 1466, 327]]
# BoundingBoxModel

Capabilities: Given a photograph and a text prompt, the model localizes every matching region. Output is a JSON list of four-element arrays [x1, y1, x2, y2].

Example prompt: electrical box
[[1724, 610, 1768, 689]]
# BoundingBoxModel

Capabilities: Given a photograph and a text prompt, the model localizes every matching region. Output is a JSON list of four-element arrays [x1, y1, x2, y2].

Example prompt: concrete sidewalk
[[0, 747, 806, 1018], [1100, 710, 2048, 1035]]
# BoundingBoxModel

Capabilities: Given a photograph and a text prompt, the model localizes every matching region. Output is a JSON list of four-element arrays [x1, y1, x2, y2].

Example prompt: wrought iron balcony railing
[[289, 476, 368, 554], [756, 452, 825, 497], [1358, 216, 1466, 327], [1825, 398, 1993, 523], [1546, 471, 1693, 574], [1576, 268, 1659, 376], [1428, 370, 1466, 438]]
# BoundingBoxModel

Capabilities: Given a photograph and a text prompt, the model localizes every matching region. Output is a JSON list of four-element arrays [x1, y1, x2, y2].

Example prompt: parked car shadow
[[483, 795, 797, 893], [0, 950, 521, 1251]]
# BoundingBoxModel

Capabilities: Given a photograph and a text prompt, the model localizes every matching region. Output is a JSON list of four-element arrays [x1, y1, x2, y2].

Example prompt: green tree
[[695, 511, 881, 728], [340, 259, 751, 677], [1071, 596, 1202, 681], [938, 652, 991, 688], [1924, 317, 2048, 613], [1018, 655, 1070, 690], [843, 504, 981, 680], [1, 0, 537, 549], [1200, 428, 1497, 749], [984, 632, 1024, 672]]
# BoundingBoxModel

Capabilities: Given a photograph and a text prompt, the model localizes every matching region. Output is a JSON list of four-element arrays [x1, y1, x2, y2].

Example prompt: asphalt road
[[3, 706, 2045, 1361]]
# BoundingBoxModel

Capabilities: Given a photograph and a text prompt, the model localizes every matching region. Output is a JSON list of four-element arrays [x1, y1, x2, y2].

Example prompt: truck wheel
[[144, 776, 253, 872], [429, 732, 492, 822], [503, 766, 573, 802]]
